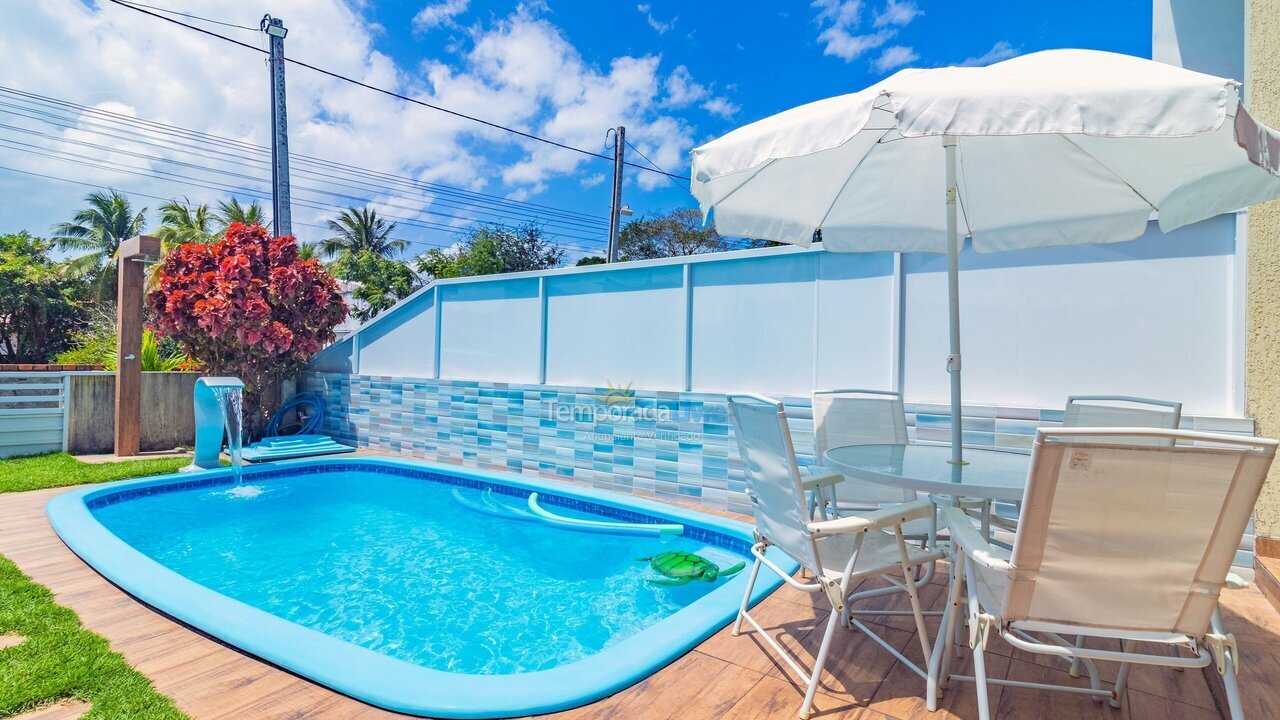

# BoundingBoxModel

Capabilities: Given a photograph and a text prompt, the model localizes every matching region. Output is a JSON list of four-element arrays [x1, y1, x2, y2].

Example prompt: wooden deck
[[4, 485, 1280, 720]]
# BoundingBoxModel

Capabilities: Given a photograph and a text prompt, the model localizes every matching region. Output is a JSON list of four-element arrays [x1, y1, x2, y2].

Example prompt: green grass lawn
[[0, 555, 186, 719], [0, 453, 193, 717], [0, 452, 189, 495]]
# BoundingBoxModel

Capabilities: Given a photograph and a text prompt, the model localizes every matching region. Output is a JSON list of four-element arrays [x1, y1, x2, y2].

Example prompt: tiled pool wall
[[303, 371, 1255, 515]]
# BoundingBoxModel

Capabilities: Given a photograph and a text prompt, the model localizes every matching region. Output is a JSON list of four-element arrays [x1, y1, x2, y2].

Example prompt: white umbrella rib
[[1058, 135, 1159, 212], [815, 126, 898, 232]]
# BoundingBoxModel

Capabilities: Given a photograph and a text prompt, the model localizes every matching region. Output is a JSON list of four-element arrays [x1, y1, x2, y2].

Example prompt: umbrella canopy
[[690, 49, 1280, 462]]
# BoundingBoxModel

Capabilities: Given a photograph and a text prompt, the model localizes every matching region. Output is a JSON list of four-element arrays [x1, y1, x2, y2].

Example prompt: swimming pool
[[46, 456, 794, 718]]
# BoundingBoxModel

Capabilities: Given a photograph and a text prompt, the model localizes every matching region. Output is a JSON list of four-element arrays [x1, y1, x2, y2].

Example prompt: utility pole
[[262, 15, 292, 237], [607, 126, 626, 262]]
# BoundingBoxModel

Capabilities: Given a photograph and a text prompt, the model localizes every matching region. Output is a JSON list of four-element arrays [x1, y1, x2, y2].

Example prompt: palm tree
[[321, 207, 405, 259], [213, 197, 268, 237], [297, 241, 321, 261], [155, 198, 214, 250], [50, 189, 146, 299]]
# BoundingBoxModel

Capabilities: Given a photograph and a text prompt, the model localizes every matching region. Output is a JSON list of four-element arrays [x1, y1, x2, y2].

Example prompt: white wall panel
[[691, 253, 818, 395], [439, 279, 540, 383], [902, 217, 1236, 415], [357, 289, 436, 377], [544, 265, 685, 389], [814, 252, 897, 391]]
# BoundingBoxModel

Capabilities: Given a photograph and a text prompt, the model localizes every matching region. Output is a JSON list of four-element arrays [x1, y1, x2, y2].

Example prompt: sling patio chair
[[928, 427, 1275, 720], [808, 389, 917, 519], [1063, 395, 1183, 441], [727, 393, 946, 720]]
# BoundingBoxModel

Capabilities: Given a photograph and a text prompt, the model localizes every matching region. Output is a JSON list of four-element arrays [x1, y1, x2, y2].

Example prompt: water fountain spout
[[183, 377, 246, 480]]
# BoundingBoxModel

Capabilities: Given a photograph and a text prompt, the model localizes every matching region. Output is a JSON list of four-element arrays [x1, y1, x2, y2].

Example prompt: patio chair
[[809, 389, 917, 519], [1063, 395, 1183, 441], [928, 427, 1275, 720], [727, 394, 946, 720]]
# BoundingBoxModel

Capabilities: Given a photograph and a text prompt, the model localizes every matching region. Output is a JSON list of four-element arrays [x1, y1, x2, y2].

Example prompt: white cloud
[[579, 173, 606, 188], [873, 45, 919, 73], [873, 0, 921, 28], [810, 0, 900, 62], [959, 40, 1020, 67], [636, 4, 677, 34], [701, 97, 740, 120], [662, 65, 708, 107], [413, 0, 470, 32], [811, 0, 863, 29], [818, 27, 896, 61], [0, 1, 699, 240], [625, 116, 693, 190]]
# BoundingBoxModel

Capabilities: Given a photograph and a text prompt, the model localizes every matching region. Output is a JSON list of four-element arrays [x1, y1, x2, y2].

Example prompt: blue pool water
[[90, 468, 748, 676], [50, 458, 792, 717]]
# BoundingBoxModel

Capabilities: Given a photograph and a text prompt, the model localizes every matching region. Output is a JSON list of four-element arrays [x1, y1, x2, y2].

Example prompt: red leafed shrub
[[147, 223, 346, 437]]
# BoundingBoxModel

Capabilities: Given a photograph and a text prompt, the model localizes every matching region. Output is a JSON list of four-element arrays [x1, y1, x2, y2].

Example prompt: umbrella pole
[[944, 135, 966, 465]]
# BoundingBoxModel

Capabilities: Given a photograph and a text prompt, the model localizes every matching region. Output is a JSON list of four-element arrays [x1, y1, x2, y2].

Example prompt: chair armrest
[[807, 499, 934, 536], [800, 467, 844, 491], [940, 505, 1013, 573]]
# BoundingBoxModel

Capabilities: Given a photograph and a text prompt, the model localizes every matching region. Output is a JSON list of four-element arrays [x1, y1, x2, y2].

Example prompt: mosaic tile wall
[[303, 371, 1255, 515]]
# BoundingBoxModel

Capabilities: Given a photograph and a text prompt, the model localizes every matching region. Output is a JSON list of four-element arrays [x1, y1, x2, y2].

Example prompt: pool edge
[[45, 455, 797, 719]]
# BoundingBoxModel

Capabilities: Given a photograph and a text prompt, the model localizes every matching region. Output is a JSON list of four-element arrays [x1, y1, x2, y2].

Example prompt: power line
[[0, 140, 611, 254], [625, 138, 692, 191], [0, 119, 608, 242], [101, 0, 693, 182], [0, 86, 611, 228], [112, 0, 259, 32]]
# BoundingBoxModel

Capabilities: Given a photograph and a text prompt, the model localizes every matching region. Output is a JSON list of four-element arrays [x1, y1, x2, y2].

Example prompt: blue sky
[[0, 1, 1152, 260], [368, 0, 1152, 242]]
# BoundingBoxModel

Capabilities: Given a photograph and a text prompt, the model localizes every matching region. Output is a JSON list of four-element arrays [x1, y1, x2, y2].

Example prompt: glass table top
[[823, 443, 1032, 502]]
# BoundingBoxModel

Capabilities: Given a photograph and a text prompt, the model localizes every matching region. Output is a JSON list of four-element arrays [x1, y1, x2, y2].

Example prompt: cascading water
[[211, 385, 245, 485]]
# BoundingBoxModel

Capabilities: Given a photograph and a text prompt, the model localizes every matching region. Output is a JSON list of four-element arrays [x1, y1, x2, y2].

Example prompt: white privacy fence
[[311, 214, 1243, 418], [0, 373, 72, 458]]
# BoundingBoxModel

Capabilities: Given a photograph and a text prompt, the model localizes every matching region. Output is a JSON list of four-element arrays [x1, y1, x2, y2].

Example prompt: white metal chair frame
[[1063, 394, 1183, 433], [807, 388, 913, 519], [727, 394, 946, 720], [927, 427, 1275, 720], [806, 388, 944, 608]]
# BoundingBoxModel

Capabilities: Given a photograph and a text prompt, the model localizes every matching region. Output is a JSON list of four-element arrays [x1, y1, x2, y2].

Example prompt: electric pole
[[262, 15, 292, 237], [607, 126, 625, 262]]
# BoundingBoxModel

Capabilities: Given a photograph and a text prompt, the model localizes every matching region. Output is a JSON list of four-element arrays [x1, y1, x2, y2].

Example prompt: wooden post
[[115, 236, 161, 457]]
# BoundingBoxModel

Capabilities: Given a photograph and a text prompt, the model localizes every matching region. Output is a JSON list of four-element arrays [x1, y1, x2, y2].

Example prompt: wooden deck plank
[[1, 484, 1271, 720], [10, 699, 91, 720]]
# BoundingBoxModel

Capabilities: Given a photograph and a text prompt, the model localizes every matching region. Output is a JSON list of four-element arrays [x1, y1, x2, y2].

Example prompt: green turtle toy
[[639, 551, 747, 586]]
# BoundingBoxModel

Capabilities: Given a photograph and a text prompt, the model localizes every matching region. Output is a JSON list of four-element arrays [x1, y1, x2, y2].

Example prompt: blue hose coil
[[265, 392, 325, 437]]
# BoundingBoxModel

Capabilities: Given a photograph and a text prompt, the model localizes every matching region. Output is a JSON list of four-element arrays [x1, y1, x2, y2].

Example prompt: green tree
[[297, 241, 320, 261], [614, 208, 781, 260], [103, 328, 186, 371], [156, 198, 214, 250], [321, 207, 406, 259], [0, 232, 86, 361], [50, 189, 147, 299], [331, 251, 420, 322], [415, 223, 564, 279], [213, 198, 268, 237], [576, 255, 607, 266]]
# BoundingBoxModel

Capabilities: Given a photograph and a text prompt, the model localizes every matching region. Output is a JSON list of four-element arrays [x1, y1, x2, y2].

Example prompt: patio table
[[823, 443, 1031, 503]]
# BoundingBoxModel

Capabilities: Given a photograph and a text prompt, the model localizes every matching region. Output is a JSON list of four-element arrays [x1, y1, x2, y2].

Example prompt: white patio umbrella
[[690, 49, 1280, 465]]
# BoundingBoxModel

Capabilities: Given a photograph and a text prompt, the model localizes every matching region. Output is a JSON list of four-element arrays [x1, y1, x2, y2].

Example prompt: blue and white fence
[[306, 213, 1249, 511]]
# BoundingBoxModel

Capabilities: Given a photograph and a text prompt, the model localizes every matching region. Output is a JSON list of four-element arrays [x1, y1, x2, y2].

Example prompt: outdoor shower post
[[944, 135, 964, 466], [114, 235, 161, 457]]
